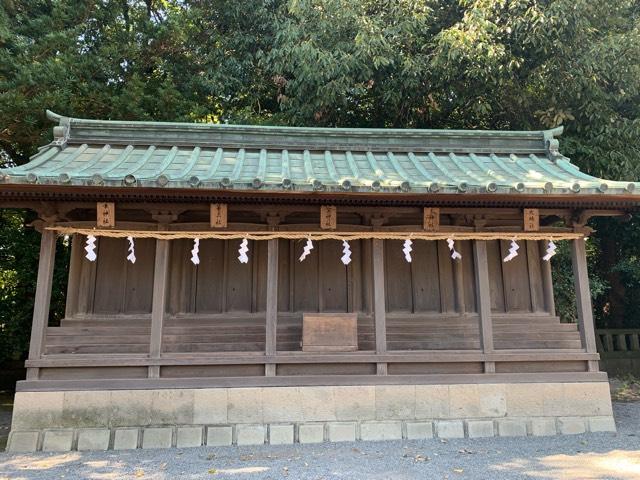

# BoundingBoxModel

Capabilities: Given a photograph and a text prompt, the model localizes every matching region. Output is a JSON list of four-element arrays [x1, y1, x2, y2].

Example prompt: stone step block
[[7, 431, 39, 452], [298, 423, 325, 444], [236, 424, 265, 445], [77, 429, 110, 451], [206, 426, 233, 446], [269, 424, 294, 445], [42, 430, 73, 452], [176, 426, 203, 448], [436, 420, 464, 439], [360, 421, 402, 441], [142, 427, 173, 449]]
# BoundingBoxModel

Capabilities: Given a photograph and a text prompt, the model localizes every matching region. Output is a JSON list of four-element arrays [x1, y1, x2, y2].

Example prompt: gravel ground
[[0, 402, 639, 480]]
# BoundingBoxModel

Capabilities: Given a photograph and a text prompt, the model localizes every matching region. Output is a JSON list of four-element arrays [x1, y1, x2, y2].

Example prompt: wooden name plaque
[[302, 313, 358, 352]]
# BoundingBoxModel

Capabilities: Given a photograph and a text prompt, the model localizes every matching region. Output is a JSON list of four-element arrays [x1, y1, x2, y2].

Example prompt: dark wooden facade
[[2, 113, 635, 392]]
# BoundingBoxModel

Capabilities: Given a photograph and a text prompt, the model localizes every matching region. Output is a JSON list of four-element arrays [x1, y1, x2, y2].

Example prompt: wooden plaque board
[[320, 205, 337, 230], [210, 203, 228, 228], [524, 208, 540, 231], [96, 202, 115, 228], [302, 313, 358, 352], [423, 207, 440, 231]]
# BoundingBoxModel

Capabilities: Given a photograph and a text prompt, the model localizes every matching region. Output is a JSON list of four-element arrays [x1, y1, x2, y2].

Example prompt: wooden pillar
[[26, 229, 57, 380], [473, 240, 495, 373], [372, 239, 387, 375], [148, 239, 170, 378], [571, 237, 599, 372], [265, 239, 279, 376], [540, 241, 556, 315]]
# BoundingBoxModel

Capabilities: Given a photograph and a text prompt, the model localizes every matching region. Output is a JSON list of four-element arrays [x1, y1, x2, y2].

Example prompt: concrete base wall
[[7, 382, 615, 452]]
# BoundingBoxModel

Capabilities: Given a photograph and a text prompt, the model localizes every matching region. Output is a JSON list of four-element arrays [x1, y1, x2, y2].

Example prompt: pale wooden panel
[[93, 237, 126, 314], [75, 235, 97, 315], [384, 240, 413, 312], [348, 240, 363, 312], [495, 361, 587, 373], [293, 239, 319, 312], [437, 241, 456, 313], [39, 367, 148, 380], [255, 240, 269, 313], [276, 363, 377, 376], [388, 362, 484, 375], [277, 240, 290, 312], [320, 240, 348, 312], [161, 365, 264, 378], [410, 240, 441, 312], [225, 239, 255, 312], [194, 239, 225, 313], [167, 239, 194, 314], [123, 238, 155, 313], [486, 240, 506, 312], [459, 241, 477, 313], [500, 240, 532, 312], [526, 240, 545, 312]]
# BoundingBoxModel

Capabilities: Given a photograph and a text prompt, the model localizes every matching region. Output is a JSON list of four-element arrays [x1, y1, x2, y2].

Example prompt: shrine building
[[1, 110, 631, 451]]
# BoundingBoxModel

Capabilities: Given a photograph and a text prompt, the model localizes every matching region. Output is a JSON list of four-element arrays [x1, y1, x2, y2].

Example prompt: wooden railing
[[596, 329, 640, 358]]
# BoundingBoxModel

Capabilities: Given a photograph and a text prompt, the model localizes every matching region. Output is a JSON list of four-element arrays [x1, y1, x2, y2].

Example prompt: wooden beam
[[265, 239, 279, 376], [372, 239, 387, 375], [25, 229, 57, 380], [148, 239, 170, 378], [473, 240, 495, 373], [571, 238, 599, 372]]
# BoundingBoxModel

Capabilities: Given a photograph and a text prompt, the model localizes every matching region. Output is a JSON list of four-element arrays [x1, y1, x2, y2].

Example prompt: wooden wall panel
[[385, 240, 413, 312], [526, 240, 545, 312], [320, 240, 349, 312], [93, 238, 127, 314], [225, 240, 256, 312], [437, 241, 456, 313], [167, 239, 194, 314], [486, 240, 506, 312], [255, 240, 269, 313], [293, 240, 319, 312], [194, 239, 225, 313], [500, 240, 532, 312], [410, 240, 441, 312], [277, 240, 290, 312], [459, 241, 477, 313], [123, 238, 156, 313]]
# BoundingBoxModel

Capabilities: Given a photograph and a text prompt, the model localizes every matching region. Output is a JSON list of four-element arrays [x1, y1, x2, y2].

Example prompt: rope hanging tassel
[[85, 234, 97, 262], [543, 240, 557, 261], [238, 238, 249, 264], [341, 240, 352, 265], [447, 238, 462, 260], [299, 238, 314, 262], [190, 238, 200, 265], [503, 239, 520, 262], [126, 236, 136, 264], [49, 226, 583, 242], [403, 239, 413, 263]]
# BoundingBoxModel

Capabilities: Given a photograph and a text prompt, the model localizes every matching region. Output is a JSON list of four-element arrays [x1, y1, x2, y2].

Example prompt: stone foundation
[[7, 382, 615, 452]]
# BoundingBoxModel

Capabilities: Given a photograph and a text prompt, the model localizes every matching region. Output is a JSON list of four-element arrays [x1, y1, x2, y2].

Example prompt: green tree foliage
[[0, 0, 639, 363]]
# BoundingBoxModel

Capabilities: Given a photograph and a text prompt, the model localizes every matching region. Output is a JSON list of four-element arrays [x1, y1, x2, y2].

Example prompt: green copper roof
[[0, 110, 637, 195]]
